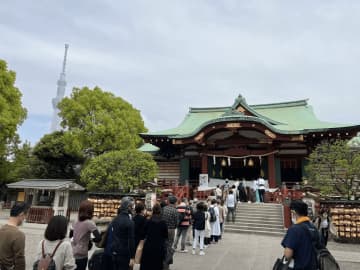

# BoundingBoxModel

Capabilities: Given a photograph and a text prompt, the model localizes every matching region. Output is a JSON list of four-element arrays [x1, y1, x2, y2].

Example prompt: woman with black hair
[[35, 215, 76, 270], [140, 204, 168, 270], [133, 202, 146, 249]]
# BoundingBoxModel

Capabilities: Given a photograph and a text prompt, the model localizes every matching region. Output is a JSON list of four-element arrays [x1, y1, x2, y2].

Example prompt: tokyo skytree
[[51, 44, 69, 132]]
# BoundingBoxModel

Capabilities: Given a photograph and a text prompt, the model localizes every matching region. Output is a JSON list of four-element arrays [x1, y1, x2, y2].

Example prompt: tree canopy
[[32, 131, 84, 179], [0, 59, 27, 158], [305, 140, 360, 198], [58, 86, 147, 157], [80, 149, 157, 192]]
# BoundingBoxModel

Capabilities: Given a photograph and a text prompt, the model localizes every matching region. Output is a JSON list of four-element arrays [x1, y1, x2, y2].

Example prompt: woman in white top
[[209, 199, 221, 243], [203, 204, 211, 247], [35, 215, 76, 270]]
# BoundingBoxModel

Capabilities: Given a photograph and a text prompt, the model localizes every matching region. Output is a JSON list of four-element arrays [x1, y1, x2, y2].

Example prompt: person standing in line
[[226, 190, 236, 223], [203, 204, 212, 248], [161, 195, 178, 270], [71, 200, 101, 270], [217, 200, 226, 239], [140, 204, 168, 270], [0, 202, 29, 270], [209, 199, 221, 243], [111, 197, 136, 270], [257, 176, 266, 203], [189, 198, 198, 246], [237, 182, 247, 202], [231, 185, 238, 205], [223, 180, 230, 200], [192, 202, 206, 256], [215, 185, 222, 200], [314, 209, 330, 247], [35, 215, 76, 270], [253, 179, 260, 203], [173, 198, 191, 253], [281, 200, 323, 269], [133, 202, 146, 249]]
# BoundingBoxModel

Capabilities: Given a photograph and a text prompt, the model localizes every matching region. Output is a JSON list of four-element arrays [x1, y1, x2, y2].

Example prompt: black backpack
[[299, 223, 340, 270], [209, 207, 216, 223], [33, 240, 62, 270]]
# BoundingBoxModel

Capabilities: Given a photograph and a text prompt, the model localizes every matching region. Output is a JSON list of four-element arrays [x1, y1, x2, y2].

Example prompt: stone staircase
[[224, 203, 286, 237]]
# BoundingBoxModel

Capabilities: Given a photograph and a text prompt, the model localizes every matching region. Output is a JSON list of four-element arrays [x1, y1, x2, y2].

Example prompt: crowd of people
[[0, 195, 233, 270], [0, 195, 336, 270]]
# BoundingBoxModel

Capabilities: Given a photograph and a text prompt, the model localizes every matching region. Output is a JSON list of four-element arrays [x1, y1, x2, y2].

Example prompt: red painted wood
[[268, 153, 276, 188], [201, 154, 208, 174]]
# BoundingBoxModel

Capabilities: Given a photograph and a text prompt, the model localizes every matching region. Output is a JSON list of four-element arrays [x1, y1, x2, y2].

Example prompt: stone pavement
[[1, 219, 360, 270]]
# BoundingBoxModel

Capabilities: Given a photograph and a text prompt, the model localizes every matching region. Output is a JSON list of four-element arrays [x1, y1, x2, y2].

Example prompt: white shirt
[[215, 187, 222, 197], [36, 239, 76, 270], [226, 194, 235, 208], [258, 178, 266, 190]]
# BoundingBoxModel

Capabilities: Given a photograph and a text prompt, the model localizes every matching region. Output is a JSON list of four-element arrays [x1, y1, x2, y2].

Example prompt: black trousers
[[75, 257, 88, 270], [112, 255, 131, 270], [321, 228, 329, 246]]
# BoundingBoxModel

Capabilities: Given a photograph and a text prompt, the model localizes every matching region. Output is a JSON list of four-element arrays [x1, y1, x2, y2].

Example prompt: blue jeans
[[227, 207, 235, 222]]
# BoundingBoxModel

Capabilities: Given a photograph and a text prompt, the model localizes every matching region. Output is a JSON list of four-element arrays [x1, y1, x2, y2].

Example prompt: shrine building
[[139, 95, 360, 189]]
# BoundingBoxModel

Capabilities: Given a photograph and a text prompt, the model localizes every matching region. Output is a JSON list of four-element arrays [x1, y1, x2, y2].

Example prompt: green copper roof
[[348, 133, 360, 148], [138, 143, 160, 153], [142, 95, 356, 138]]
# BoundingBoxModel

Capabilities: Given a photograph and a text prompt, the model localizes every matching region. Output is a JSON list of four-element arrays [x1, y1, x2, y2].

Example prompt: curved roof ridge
[[189, 107, 230, 113], [251, 99, 309, 109]]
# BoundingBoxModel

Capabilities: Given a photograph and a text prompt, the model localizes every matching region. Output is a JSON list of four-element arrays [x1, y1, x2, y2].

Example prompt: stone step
[[224, 227, 286, 237], [235, 215, 283, 222], [225, 223, 284, 231], [234, 211, 282, 217], [236, 206, 283, 212], [227, 203, 285, 236], [236, 203, 282, 208], [232, 220, 285, 226]]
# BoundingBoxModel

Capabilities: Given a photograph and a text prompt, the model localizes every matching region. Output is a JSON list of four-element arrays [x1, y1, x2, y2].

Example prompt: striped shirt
[[177, 205, 191, 227]]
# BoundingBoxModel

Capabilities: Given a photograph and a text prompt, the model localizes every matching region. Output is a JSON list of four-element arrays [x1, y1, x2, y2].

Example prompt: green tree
[[7, 141, 36, 181], [80, 149, 157, 192], [32, 131, 84, 179], [58, 87, 147, 157], [305, 140, 360, 198], [0, 60, 27, 156]]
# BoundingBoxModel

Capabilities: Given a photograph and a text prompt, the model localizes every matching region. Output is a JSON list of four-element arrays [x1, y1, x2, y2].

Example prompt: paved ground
[[1, 218, 359, 270]]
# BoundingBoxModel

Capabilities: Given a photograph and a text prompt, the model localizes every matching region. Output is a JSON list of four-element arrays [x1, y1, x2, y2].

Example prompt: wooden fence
[[26, 207, 54, 224]]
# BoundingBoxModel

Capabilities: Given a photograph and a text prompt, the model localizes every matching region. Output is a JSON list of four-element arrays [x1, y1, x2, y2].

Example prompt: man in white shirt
[[257, 177, 266, 203], [215, 185, 222, 199], [226, 190, 236, 223]]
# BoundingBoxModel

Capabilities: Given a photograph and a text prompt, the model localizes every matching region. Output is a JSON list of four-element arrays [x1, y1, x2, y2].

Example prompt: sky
[[1, 1, 360, 145]]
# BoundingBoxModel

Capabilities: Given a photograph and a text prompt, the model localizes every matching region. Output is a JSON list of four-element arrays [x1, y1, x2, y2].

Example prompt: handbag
[[273, 256, 294, 270], [134, 240, 144, 264]]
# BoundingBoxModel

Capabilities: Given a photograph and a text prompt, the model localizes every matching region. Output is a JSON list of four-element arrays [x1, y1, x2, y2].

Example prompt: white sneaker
[[179, 249, 188, 253], [192, 249, 196, 255], [199, 251, 205, 256]]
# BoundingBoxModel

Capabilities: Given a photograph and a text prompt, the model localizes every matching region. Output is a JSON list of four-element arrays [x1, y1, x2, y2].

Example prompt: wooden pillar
[[268, 153, 276, 188], [201, 154, 208, 174]]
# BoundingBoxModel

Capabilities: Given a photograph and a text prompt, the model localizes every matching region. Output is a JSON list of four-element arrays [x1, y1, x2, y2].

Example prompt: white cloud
[[1, 1, 360, 144]]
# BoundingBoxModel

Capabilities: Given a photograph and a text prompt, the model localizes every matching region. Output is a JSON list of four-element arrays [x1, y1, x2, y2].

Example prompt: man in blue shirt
[[281, 200, 318, 270]]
